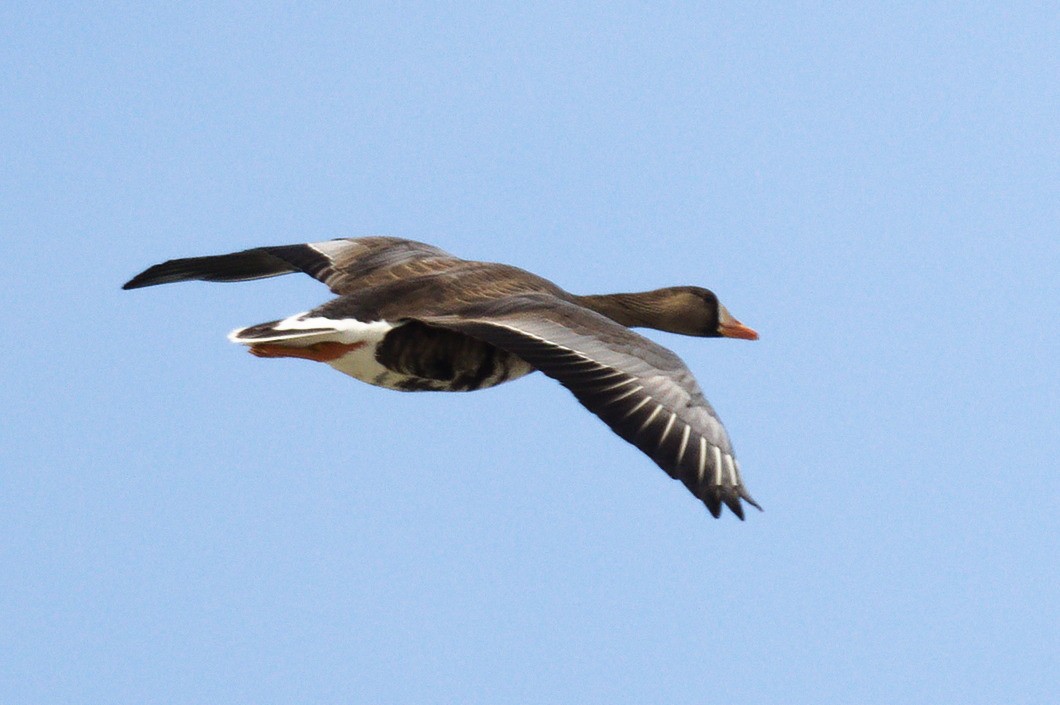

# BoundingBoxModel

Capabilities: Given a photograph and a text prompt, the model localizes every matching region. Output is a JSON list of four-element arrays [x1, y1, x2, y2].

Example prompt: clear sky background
[[2, 3, 1057, 704]]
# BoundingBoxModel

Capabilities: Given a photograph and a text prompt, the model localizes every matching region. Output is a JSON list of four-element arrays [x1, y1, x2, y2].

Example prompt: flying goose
[[124, 237, 761, 518]]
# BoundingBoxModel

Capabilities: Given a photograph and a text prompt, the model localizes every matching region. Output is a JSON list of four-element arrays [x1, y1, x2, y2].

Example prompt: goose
[[124, 237, 761, 518]]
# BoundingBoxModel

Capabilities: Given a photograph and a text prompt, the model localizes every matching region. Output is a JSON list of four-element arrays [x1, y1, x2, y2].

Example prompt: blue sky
[[2, 3, 1057, 703]]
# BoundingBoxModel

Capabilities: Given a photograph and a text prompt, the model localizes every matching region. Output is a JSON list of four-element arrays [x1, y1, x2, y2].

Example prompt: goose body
[[124, 237, 761, 518]]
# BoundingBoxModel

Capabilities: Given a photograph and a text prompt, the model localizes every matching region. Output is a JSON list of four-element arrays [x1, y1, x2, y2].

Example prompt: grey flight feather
[[418, 295, 760, 518]]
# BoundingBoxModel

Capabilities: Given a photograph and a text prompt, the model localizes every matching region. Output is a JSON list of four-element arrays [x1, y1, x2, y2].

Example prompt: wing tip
[[704, 486, 763, 520], [121, 261, 199, 290], [122, 270, 157, 289]]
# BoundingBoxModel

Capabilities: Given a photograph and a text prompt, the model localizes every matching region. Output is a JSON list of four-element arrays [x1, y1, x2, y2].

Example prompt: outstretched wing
[[419, 295, 761, 518], [122, 237, 458, 294]]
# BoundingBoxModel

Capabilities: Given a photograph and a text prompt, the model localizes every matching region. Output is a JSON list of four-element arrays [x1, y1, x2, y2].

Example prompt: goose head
[[576, 286, 759, 339]]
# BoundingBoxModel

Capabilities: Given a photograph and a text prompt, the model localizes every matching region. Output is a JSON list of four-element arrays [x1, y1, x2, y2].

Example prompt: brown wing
[[418, 295, 761, 518], [122, 237, 462, 294]]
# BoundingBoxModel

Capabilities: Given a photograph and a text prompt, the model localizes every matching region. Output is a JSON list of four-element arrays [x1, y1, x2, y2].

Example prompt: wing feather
[[419, 296, 760, 518], [122, 237, 457, 293]]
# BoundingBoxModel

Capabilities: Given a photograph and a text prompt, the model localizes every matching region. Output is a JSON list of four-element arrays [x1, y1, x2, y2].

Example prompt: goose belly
[[327, 345, 533, 391], [329, 320, 535, 392], [232, 314, 532, 392]]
